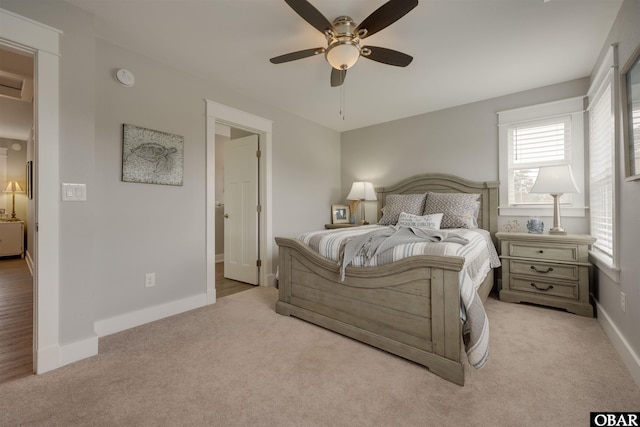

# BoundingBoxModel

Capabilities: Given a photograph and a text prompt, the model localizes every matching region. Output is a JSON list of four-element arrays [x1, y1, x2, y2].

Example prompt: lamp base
[[548, 228, 567, 235]]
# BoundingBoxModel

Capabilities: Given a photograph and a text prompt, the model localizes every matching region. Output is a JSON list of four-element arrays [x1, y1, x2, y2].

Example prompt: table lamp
[[3, 180, 24, 221], [346, 181, 377, 225], [529, 165, 579, 235]]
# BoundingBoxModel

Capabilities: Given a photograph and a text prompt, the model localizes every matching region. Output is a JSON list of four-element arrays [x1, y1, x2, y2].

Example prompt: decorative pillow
[[378, 193, 428, 225], [397, 212, 443, 229], [422, 192, 480, 229], [471, 201, 480, 228]]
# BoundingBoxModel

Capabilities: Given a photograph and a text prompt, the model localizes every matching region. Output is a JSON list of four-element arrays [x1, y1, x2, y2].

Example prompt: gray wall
[[1, 0, 340, 348], [341, 78, 589, 231]]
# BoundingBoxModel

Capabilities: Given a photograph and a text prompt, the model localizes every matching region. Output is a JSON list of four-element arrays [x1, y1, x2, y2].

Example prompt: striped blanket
[[297, 225, 501, 368]]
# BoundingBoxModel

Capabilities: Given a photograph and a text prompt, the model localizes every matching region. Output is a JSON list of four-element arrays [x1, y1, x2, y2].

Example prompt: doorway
[[1, 8, 62, 375], [0, 38, 34, 383], [205, 100, 273, 304]]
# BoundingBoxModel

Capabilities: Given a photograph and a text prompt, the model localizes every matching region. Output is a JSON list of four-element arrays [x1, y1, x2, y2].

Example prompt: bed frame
[[275, 174, 499, 385]]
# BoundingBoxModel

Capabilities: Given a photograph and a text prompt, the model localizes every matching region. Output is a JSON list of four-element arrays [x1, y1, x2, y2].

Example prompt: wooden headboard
[[376, 173, 499, 244]]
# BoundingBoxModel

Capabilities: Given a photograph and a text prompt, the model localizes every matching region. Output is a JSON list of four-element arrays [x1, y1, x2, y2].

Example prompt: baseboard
[[35, 344, 60, 374], [94, 293, 208, 338], [266, 273, 277, 286], [59, 335, 99, 367], [595, 300, 640, 389]]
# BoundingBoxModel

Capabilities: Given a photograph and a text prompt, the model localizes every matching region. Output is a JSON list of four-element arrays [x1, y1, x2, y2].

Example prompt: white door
[[224, 134, 259, 285]]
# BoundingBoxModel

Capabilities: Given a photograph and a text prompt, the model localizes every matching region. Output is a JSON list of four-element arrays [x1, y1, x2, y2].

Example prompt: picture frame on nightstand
[[331, 204, 350, 224]]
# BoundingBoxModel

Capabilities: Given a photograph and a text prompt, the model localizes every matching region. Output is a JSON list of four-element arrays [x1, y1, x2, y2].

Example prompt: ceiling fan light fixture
[[325, 41, 360, 70]]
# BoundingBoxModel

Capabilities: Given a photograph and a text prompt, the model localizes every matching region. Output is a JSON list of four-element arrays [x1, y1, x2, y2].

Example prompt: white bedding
[[298, 225, 500, 291]]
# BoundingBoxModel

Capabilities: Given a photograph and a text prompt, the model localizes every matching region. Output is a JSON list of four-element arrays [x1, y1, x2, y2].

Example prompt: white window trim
[[587, 44, 620, 274], [498, 97, 587, 217]]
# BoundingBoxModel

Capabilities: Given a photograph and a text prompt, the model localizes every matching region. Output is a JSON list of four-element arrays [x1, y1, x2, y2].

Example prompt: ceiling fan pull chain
[[340, 83, 346, 120]]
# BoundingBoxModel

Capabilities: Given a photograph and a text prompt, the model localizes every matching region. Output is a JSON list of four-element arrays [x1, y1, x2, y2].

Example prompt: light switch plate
[[61, 183, 87, 201]]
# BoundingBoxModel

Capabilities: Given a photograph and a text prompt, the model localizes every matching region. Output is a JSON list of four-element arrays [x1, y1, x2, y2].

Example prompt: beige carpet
[[0, 287, 638, 426]]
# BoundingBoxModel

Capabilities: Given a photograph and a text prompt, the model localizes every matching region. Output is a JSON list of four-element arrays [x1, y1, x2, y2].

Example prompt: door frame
[[205, 100, 273, 304], [0, 8, 62, 373]]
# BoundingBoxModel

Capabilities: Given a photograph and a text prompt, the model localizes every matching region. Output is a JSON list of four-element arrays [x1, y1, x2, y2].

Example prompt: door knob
[[224, 214, 229, 218]]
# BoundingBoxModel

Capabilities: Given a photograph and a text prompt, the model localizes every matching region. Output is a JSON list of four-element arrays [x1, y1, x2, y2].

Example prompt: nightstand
[[324, 223, 360, 229], [496, 232, 595, 317], [0, 221, 25, 258]]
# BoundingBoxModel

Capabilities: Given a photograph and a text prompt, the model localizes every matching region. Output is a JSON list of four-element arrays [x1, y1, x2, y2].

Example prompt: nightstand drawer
[[509, 260, 579, 281], [509, 276, 578, 300], [507, 242, 578, 262]]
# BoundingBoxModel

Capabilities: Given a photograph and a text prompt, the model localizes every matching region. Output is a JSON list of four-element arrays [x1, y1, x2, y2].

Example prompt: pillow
[[471, 201, 480, 228], [422, 192, 480, 229], [397, 212, 443, 229], [379, 193, 428, 225]]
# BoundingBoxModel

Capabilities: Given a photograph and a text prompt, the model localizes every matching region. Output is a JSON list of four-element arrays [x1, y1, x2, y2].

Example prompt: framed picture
[[122, 124, 184, 186], [621, 44, 640, 181], [331, 204, 350, 224]]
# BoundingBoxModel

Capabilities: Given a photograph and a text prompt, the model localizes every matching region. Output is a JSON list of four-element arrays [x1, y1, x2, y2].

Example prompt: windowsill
[[498, 205, 586, 217], [589, 250, 620, 283]]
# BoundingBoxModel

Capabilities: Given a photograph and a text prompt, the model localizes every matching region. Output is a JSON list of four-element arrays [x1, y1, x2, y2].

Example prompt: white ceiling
[[7, 0, 625, 135]]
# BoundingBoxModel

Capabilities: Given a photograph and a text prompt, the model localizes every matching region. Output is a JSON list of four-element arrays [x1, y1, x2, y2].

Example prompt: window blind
[[589, 82, 614, 257], [508, 117, 571, 205]]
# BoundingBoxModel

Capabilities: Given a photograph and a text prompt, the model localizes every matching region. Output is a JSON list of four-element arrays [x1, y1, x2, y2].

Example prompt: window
[[498, 97, 586, 217], [588, 45, 618, 273], [508, 116, 571, 205]]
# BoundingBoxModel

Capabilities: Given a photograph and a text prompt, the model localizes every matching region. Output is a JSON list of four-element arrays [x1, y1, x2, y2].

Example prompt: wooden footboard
[[275, 237, 469, 385]]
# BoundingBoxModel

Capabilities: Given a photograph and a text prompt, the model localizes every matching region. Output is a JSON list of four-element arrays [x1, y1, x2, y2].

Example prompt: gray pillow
[[378, 193, 428, 225], [423, 192, 480, 229]]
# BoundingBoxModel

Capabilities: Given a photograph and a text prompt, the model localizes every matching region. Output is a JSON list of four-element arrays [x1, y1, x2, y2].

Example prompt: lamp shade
[[3, 180, 24, 193], [530, 165, 580, 195], [346, 182, 377, 201]]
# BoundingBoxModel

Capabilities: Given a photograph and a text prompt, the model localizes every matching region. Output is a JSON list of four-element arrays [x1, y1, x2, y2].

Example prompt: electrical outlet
[[145, 272, 156, 288], [621, 292, 626, 312]]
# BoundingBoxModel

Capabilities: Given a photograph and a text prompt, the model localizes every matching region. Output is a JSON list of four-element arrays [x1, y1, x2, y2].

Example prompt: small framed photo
[[331, 204, 350, 224]]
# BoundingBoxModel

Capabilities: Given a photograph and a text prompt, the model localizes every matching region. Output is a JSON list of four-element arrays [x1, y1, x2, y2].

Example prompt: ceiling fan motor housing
[[325, 16, 362, 70]]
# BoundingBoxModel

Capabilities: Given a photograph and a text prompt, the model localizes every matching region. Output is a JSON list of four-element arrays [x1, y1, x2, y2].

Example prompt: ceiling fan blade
[[330, 68, 346, 87], [355, 0, 418, 39], [270, 47, 325, 64], [284, 0, 334, 34], [362, 46, 413, 67]]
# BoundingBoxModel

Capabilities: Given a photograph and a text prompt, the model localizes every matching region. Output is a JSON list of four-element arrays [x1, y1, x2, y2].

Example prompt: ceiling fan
[[270, 0, 418, 87]]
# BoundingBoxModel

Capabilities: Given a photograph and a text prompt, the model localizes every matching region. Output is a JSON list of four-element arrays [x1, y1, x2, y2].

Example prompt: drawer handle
[[530, 283, 554, 291], [530, 266, 554, 274], [538, 250, 544, 254]]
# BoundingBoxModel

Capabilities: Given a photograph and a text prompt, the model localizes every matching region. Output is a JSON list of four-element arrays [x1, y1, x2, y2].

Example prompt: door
[[223, 134, 259, 285]]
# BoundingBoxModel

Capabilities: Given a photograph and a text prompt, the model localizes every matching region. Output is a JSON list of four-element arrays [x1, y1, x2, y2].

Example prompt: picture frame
[[122, 124, 184, 186], [621, 44, 640, 181], [331, 204, 350, 224]]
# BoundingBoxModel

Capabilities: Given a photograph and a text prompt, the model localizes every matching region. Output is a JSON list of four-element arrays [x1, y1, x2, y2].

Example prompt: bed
[[275, 173, 499, 385]]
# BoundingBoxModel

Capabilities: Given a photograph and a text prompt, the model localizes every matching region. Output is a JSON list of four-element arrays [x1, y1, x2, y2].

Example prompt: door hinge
[[256, 259, 262, 267], [256, 150, 261, 158], [257, 205, 262, 213]]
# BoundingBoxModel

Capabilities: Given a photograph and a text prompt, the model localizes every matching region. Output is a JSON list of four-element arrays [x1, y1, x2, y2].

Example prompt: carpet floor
[[0, 287, 638, 426]]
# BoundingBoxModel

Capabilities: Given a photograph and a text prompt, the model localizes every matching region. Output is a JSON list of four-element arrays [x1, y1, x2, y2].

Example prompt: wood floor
[[0, 256, 33, 384], [215, 262, 255, 298]]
